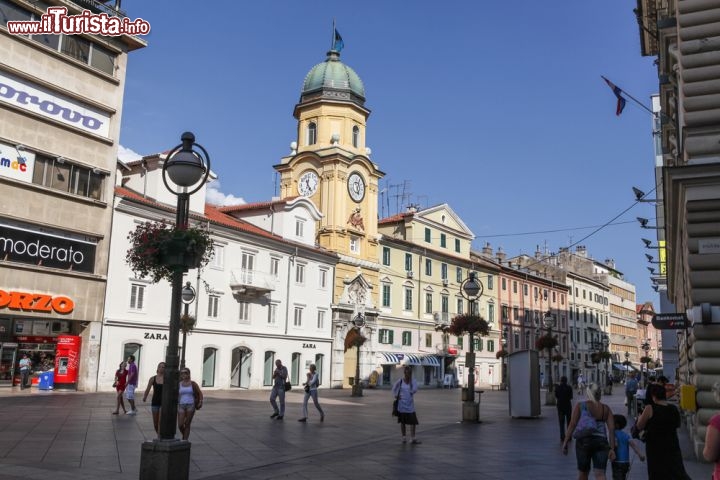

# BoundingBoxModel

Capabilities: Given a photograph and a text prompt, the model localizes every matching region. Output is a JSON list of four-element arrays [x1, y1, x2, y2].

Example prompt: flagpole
[[332, 19, 336, 50], [601, 76, 655, 116]]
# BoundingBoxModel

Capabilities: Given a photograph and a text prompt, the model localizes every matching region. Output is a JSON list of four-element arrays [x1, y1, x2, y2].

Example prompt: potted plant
[[551, 353, 564, 363], [447, 314, 490, 337], [495, 349, 508, 359], [180, 314, 196, 334], [126, 220, 214, 283], [535, 334, 558, 351]]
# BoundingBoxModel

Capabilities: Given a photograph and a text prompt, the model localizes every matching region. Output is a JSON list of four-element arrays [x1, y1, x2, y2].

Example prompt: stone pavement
[[0, 385, 711, 479]]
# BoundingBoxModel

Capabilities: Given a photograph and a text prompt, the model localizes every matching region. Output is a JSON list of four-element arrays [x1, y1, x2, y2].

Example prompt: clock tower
[[274, 41, 383, 388]]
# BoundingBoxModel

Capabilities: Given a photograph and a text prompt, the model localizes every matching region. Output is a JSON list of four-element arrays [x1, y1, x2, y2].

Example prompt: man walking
[[18, 353, 31, 389], [625, 371, 639, 417], [269, 359, 288, 420], [554, 375, 573, 442], [125, 355, 138, 415]]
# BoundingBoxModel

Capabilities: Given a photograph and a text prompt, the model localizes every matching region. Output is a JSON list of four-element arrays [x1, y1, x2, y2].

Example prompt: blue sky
[[118, 1, 661, 304]]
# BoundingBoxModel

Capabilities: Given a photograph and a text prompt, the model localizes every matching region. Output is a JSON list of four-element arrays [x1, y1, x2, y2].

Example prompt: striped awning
[[376, 353, 442, 367]]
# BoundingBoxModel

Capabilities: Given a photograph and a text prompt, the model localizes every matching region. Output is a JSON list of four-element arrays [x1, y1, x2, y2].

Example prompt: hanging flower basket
[[591, 352, 601, 364], [551, 353, 564, 363], [495, 349, 508, 359], [640, 356, 652, 364], [598, 351, 612, 361], [344, 327, 367, 352], [180, 314, 196, 334], [535, 334, 558, 351], [126, 220, 214, 283], [447, 314, 490, 337]]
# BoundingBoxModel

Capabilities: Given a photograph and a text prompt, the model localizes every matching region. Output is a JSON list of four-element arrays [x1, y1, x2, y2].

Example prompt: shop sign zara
[[0, 71, 110, 138]]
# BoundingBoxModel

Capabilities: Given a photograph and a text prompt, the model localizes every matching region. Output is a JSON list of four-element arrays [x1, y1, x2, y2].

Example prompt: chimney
[[406, 204, 418, 214], [496, 246, 506, 264], [482, 242, 493, 256], [535, 245, 542, 259], [605, 258, 615, 269], [576, 245, 587, 258]]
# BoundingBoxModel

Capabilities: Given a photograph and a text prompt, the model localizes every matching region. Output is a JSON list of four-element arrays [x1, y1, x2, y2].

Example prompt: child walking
[[612, 414, 645, 480]]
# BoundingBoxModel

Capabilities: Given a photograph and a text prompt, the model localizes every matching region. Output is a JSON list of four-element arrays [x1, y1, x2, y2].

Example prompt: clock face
[[347, 172, 365, 202], [298, 171, 319, 197]]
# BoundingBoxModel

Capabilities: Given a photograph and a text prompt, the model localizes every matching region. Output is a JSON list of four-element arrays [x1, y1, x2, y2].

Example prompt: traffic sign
[[652, 313, 688, 329]]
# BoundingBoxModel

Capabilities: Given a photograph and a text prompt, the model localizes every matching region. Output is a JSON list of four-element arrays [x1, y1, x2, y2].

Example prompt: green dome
[[301, 51, 365, 103]]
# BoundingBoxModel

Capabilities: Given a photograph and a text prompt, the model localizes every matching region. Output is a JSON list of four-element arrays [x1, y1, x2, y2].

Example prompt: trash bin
[[38, 371, 54, 390], [348, 377, 354, 386]]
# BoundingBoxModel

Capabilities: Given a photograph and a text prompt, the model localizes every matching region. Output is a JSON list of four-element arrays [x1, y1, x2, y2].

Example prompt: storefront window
[[263, 351, 275, 386], [202, 347, 216, 387]]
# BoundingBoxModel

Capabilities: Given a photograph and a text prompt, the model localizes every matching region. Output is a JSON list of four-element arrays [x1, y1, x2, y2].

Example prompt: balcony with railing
[[229, 269, 276, 297], [67, 0, 126, 18]]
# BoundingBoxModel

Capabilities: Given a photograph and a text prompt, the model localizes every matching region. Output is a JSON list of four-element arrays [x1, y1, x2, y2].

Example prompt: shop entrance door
[[0, 343, 18, 386], [230, 347, 252, 388]]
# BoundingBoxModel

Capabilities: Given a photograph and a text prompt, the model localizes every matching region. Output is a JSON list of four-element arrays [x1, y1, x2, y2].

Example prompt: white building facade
[[99, 157, 337, 391]]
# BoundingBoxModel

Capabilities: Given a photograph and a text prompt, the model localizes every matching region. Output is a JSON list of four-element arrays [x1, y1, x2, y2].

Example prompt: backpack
[[573, 402, 601, 439]]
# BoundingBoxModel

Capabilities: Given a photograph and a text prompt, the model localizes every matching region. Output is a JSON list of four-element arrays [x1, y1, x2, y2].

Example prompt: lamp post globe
[[165, 132, 209, 190], [181, 282, 196, 305]]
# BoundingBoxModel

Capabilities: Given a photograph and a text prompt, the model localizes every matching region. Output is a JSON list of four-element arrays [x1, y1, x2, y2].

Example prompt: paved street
[[0, 386, 711, 479]]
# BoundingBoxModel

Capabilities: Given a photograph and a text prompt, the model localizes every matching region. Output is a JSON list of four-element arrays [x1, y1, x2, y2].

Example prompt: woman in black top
[[635, 383, 691, 479], [142, 362, 165, 436]]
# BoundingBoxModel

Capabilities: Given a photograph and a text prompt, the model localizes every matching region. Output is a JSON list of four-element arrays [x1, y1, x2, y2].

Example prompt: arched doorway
[[231, 347, 252, 388]]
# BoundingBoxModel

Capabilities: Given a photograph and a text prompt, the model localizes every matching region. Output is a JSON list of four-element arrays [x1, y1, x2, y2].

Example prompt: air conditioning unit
[[442, 278, 449, 286], [406, 270, 414, 279]]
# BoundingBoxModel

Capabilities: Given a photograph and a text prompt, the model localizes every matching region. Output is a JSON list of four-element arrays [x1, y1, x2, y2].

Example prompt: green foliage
[[126, 220, 214, 283]]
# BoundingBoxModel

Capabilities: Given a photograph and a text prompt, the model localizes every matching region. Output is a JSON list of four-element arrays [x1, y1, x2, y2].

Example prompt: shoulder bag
[[573, 402, 600, 439], [284, 381, 292, 391], [191, 381, 203, 410]]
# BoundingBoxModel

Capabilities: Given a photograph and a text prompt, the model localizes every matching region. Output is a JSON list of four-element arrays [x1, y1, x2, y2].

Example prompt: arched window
[[307, 122, 317, 145], [291, 352, 301, 385], [264, 351, 275, 386], [202, 347, 217, 387], [352, 126, 359, 148], [123, 343, 142, 377]]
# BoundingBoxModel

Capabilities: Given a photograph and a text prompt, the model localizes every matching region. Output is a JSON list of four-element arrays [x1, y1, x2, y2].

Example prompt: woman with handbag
[[636, 383, 691, 479], [112, 361, 128, 415], [177, 368, 203, 440], [298, 364, 324, 422], [562, 383, 616, 480], [392, 366, 421, 444]]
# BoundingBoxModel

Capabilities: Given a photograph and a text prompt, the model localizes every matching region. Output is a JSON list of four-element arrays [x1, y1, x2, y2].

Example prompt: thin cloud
[[117, 145, 143, 162], [206, 180, 245, 206]]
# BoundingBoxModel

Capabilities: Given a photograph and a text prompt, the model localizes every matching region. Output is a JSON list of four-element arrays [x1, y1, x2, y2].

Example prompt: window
[[441, 295, 449, 315], [207, 295, 220, 318], [350, 236, 360, 253], [425, 333, 432, 347], [487, 275, 494, 290], [457, 336, 463, 349], [487, 340, 495, 353], [501, 305, 509, 321], [264, 351, 275, 386], [202, 347, 217, 387], [440, 233, 447, 248], [441, 263, 448, 281], [379, 329, 394, 344], [455, 238, 461, 252], [425, 293, 433, 314], [270, 257, 280, 276], [268, 303, 278, 325], [382, 247, 391, 266], [456, 267, 462, 283], [315, 354, 324, 385], [295, 218, 305, 237], [241, 252, 255, 283], [471, 301, 478, 315], [474, 337, 481, 351], [404, 287, 413, 311], [513, 306, 519, 320], [382, 284, 391, 307], [62, 34, 90, 63], [211, 244, 224, 269], [238, 302, 250, 323], [295, 264, 305, 284], [513, 332, 520, 350], [405, 253, 412, 272], [513, 281, 517, 293], [352, 126, 359, 148], [488, 303, 495, 323], [31, 154, 104, 199], [501, 278, 507, 290], [319, 268, 328, 289], [307, 122, 317, 145], [317, 309, 326, 329], [291, 353, 301, 385], [457, 298, 463, 314], [294, 306, 303, 327], [524, 309, 530, 324], [402, 331, 412, 346], [130, 283, 145, 310], [424, 228, 431, 243], [425, 259, 432, 276]]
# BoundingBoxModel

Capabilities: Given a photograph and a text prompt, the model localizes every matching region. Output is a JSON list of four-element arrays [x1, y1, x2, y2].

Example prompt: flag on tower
[[333, 28, 344, 52], [602, 76, 626, 116]]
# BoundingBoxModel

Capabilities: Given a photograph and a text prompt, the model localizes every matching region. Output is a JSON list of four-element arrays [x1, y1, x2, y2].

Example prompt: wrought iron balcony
[[229, 269, 275, 297], [67, 0, 126, 19]]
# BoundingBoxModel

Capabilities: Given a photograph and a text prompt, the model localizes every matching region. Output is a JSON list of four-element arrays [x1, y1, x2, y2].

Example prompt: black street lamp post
[[180, 282, 196, 369], [140, 132, 210, 480], [641, 339, 651, 387], [501, 327, 508, 388], [351, 313, 365, 397], [624, 351, 630, 381], [543, 311, 556, 405], [459, 272, 483, 422]]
